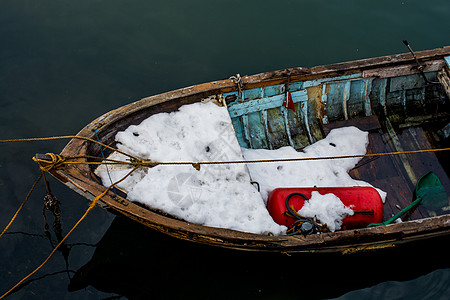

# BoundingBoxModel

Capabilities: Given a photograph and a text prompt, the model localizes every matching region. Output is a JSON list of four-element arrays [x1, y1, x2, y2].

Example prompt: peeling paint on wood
[[266, 107, 290, 149], [343, 81, 351, 120], [300, 101, 313, 146], [363, 78, 373, 116], [306, 85, 324, 141], [445, 56, 450, 69], [261, 110, 273, 150], [390, 74, 426, 92], [248, 111, 269, 149], [302, 73, 362, 88], [363, 60, 444, 78], [227, 89, 308, 118]]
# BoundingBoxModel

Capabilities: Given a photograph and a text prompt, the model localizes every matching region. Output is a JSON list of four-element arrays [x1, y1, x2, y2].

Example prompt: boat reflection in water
[[69, 215, 450, 299]]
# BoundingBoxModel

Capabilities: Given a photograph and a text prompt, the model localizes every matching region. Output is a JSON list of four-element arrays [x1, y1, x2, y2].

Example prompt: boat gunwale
[[54, 45, 450, 252]]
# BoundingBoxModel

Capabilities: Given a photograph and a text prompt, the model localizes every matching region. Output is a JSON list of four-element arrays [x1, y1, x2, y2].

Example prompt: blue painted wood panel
[[348, 78, 373, 119], [445, 56, 450, 69], [225, 70, 442, 150], [230, 116, 248, 148], [324, 81, 347, 122], [228, 89, 308, 118], [247, 111, 269, 149]]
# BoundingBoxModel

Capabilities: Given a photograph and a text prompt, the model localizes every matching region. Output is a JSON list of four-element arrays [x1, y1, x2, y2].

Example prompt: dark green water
[[1, 0, 449, 299]]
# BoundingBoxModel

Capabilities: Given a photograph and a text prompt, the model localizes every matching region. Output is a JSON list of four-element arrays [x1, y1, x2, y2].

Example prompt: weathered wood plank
[[325, 116, 428, 221], [324, 82, 346, 122], [231, 117, 248, 148], [363, 60, 444, 78], [266, 107, 290, 149], [438, 68, 450, 99], [323, 115, 381, 135], [372, 176, 423, 221], [311, 46, 450, 75], [390, 74, 426, 92], [226, 46, 450, 91], [348, 78, 373, 119], [227, 89, 308, 118], [397, 127, 450, 216], [247, 111, 269, 149], [287, 104, 311, 149], [302, 73, 362, 89]]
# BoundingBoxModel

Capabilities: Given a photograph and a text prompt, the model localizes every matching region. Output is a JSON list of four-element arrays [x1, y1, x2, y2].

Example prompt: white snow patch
[[299, 191, 354, 232], [96, 102, 286, 235]]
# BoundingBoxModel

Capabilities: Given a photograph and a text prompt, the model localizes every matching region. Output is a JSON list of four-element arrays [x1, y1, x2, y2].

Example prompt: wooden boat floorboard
[[325, 116, 450, 222]]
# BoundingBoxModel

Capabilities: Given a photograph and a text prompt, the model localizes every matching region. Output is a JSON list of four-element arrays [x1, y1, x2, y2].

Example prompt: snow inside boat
[[37, 46, 450, 253]]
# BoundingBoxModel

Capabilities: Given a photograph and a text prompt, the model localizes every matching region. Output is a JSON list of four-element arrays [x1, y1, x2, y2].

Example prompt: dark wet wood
[[323, 115, 381, 135], [324, 117, 421, 221], [324, 116, 450, 222]]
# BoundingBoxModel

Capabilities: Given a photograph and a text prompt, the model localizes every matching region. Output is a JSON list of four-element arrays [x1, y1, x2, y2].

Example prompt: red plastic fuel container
[[267, 187, 383, 230]]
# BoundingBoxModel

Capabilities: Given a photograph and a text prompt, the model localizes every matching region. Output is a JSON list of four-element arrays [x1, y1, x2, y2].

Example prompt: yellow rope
[[32, 153, 66, 172], [0, 135, 140, 161], [3, 134, 450, 170], [31, 147, 450, 173], [0, 173, 43, 239], [0, 164, 140, 299], [62, 147, 450, 169]]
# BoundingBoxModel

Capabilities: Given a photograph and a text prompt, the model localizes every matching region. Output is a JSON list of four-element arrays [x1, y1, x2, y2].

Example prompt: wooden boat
[[38, 45, 450, 254]]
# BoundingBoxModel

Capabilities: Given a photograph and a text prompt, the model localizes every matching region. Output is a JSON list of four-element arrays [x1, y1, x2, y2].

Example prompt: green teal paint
[[343, 81, 351, 119], [228, 89, 308, 117], [227, 70, 441, 149], [282, 106, 295, 147], [242, 114, 252, 148], [300, 101, 313, 143], [231, 116, 249, 148], [364, 78, 373, 116], [378, 78, 388, 115], [445, 56, 450, 68]]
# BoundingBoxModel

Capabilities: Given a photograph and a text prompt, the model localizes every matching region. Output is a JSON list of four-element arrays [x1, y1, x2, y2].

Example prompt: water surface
[[1, 1, 449, 299]]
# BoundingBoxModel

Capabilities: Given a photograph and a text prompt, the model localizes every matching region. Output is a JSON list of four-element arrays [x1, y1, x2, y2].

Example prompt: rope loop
[[229, 74, 244, 100], [33, 153, 66, 172]]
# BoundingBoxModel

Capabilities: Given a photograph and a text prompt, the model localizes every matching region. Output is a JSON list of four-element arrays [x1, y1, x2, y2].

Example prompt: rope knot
[[33, 153, 66, 171]]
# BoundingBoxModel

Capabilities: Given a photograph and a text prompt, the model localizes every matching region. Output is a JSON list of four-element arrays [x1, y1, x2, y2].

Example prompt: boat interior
[[86, 53, 450, 227], [223, 67, 450, 222]]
